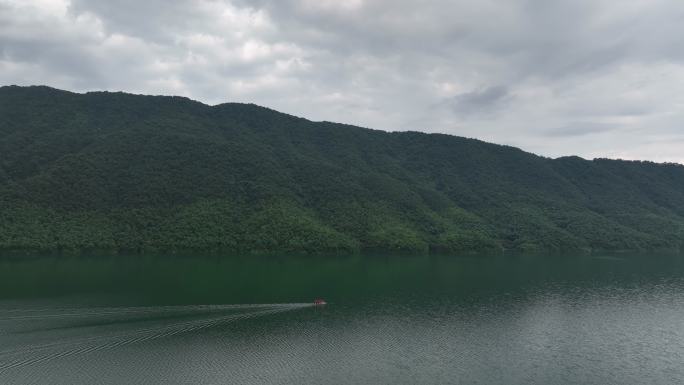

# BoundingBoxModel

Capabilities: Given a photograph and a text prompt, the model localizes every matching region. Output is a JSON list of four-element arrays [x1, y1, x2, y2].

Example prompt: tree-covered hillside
[[1, 85, 683, 254]]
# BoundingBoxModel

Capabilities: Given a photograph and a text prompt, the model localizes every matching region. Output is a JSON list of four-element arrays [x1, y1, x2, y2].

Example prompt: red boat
[[313, 298, 327, 306]]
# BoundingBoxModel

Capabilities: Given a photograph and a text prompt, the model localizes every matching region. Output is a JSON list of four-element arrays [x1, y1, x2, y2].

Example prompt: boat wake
[[0, 303, 311, 374]]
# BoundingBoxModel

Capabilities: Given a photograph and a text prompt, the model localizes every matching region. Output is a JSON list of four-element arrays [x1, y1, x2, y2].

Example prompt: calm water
[[1, 253, 684, 384]]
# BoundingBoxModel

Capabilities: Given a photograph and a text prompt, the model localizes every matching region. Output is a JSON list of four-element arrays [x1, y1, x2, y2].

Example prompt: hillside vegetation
[[1, 85, 683, 254]]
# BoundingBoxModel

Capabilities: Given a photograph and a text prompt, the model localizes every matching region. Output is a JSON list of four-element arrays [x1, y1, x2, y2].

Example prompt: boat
[[313, 298, 327, 306]]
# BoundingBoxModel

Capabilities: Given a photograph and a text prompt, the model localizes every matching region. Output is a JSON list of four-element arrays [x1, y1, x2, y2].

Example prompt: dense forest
[[1, 85, 683, 255]]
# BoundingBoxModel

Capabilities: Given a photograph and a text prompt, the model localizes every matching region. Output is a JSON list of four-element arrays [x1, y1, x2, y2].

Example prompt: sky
[[1, 0, 683, 163]]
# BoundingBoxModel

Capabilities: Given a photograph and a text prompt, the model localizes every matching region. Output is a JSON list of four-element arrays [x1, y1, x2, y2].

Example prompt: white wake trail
[[0, 303, 306, 321], [0, 303, 311, 374]]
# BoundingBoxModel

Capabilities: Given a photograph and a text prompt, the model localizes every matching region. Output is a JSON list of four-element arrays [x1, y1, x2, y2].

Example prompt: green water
[[1, 254, 684, 384]]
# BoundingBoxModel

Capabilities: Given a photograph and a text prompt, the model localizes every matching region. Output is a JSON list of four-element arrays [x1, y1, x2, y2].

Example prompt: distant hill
[[1, 85, 683, 254]]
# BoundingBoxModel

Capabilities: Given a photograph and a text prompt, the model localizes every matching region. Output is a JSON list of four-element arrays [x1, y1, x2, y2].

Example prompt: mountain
[[1, 85, 683, 255]]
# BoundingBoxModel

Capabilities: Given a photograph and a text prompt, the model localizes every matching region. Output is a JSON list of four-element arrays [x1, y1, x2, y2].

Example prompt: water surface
[[1, 253, 684, 384]]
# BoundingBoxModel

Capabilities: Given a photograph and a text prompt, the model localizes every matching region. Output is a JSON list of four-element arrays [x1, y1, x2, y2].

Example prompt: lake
[[1, 253, 684, 384]]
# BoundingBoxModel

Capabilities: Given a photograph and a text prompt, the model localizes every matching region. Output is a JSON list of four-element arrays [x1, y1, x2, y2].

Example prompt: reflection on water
[[1, 254, 684, 384]]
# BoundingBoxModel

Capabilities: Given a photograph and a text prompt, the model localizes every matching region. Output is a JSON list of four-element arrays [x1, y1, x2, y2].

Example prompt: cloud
[[450, 86, 511, 117], [1, 0, 684, 163], [544, 122, 616, 137]]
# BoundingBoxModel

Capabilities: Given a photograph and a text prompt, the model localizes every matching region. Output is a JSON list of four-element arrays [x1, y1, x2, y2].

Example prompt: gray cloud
[[1, 0, 684, 163], [450, 86, 511, 117], [544, 122, 616, 137]]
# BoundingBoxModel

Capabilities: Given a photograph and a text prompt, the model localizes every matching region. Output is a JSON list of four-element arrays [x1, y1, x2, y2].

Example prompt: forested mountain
[[1, 85, 683, 254]]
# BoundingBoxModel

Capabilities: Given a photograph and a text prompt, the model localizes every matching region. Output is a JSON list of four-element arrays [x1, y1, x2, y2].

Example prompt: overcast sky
[[2, 0, 683, 163]]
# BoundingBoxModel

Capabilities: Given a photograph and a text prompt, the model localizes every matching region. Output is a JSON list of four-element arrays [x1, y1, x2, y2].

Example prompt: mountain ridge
[[1, 85, 683, 255]]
